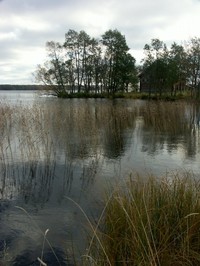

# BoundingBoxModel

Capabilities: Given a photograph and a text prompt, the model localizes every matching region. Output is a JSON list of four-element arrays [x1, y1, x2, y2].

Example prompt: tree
[[168, 42, 188, 95], [142, 39, 169, 96], [64, 29, 84, 92], [35, 41, 66, 95], [186, 37, 200, 97], [89, 38, 102, 93], [101, 29, 136, 93]]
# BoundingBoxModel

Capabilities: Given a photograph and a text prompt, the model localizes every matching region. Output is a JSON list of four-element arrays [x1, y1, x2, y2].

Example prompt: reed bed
[[140, 102, 191, 135], [85, 173, 200, 265], [0, 100, 137, 200]]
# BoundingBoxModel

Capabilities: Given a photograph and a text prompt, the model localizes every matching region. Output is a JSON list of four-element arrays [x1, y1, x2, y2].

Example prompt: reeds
[[86, 173, 200, 265], [141, 101, 191, 135], [0, 99, 137, 201]]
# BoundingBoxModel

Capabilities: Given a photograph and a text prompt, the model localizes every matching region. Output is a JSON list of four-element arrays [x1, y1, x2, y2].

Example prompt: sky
[[0, 0, 200, 84]]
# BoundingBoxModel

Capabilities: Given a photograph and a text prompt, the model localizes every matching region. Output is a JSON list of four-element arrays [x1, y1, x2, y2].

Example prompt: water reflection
[[0, 95, 200, 265], [140, 102, 200, 160]]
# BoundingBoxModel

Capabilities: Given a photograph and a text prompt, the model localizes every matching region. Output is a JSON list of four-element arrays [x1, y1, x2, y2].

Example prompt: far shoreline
[[0, 84, 42, 90], [1, 87, 197, 102]]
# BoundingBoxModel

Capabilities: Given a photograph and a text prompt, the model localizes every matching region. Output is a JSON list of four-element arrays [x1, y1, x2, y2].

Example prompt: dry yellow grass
[[86, 173, 200, 265]]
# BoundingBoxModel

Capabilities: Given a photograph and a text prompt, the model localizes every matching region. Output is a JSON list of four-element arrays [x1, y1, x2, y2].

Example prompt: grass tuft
[[86, 173, 200, 265]]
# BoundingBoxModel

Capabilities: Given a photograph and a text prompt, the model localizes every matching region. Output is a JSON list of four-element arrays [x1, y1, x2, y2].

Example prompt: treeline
[[35, 29, 200, 98], [35, 29, 138, 96], [140, 37, 200, 98]]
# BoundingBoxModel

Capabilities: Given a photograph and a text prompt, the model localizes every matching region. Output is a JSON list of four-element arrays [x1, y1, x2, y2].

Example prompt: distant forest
[[0, 84, 43, 90]]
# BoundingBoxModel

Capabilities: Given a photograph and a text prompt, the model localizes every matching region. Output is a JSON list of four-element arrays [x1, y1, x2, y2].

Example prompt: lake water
[[0, 90, 200, 265]]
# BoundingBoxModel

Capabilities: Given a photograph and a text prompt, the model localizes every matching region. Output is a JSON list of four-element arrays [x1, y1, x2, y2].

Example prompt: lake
[[0, 90, 200, 265]]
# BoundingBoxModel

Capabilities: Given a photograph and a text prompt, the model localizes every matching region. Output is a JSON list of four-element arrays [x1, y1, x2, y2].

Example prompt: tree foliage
[[141, 37, 200, 98], [36, 31, 200, 99], [35, 29, 137, 96]]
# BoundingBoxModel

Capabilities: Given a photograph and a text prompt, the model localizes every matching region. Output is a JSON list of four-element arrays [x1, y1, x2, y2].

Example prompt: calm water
[[0, 90, 200, 265]]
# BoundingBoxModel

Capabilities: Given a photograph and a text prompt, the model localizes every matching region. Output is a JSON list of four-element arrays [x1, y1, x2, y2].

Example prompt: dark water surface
[[0, 90, 200, 265]]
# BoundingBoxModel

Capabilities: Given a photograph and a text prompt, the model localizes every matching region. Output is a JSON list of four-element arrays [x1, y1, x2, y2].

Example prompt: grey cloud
[[1, 0, 200, 84], [1, 0, 94, 15]]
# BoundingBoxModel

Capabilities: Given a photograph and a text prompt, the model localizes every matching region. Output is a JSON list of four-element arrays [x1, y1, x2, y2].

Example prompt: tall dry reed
[[86, 173, 200, 265]]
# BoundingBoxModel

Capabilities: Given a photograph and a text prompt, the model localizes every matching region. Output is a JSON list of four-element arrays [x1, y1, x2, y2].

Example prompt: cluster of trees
[[35, 29, 138, 96], [36, 29, 200, 98], [141, 37, 200, 97]]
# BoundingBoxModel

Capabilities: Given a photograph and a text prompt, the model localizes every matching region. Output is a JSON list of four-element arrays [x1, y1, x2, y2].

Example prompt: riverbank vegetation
[[85, 173, 200, 265]]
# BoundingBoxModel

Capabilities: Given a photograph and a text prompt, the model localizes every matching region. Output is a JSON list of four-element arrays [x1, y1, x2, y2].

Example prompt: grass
[[141, 101, 191, 135], [85, 173, 200, 265]]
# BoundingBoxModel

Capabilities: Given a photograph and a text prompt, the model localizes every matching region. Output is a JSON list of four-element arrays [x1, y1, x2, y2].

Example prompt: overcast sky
[[0, 0, 200, 84]]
